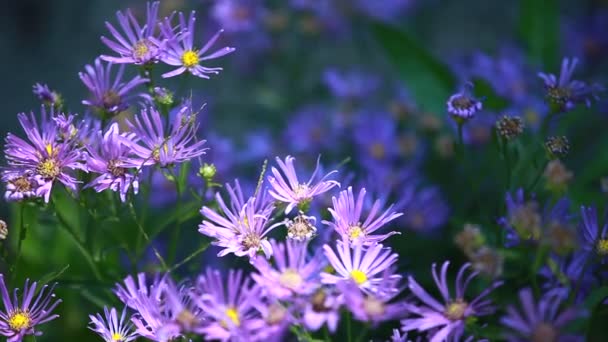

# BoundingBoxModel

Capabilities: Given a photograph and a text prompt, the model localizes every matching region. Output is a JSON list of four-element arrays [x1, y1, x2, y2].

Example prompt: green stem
[[169, 241, 210, 273], [128, 202, 168, 270], [10, 204, 27, 282], [502, 138, 512, 190], [167, 167, 183, 264], [346, 312, 352, 342], [457, 122, 465, 157], [55, 210, 102, 280], [526, 159, 549, 193]]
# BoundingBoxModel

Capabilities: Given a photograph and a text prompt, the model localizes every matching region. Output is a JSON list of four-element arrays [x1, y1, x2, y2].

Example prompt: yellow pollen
[[45, 143, 53, 156], [37, 158, 60, 179], [597, 239, 608, 255], [182, 50, 200, 68], [279, 269, 303, 290], [444, 300, 468, 321], [8, 311, 30, 331], [225, 307, 240, 326], [348, 225, 364, 240], [112, 332, 124, 341], [350, 269, 367, 285], [133, 40, 150, 59]]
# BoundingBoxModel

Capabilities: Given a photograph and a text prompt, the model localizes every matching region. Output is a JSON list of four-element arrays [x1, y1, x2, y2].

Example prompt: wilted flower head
[[544, 159, 573, 193], [322, 241, 401, 295], [0, 274, 61, 342], [538, 57, 603, 112], [301, 287, 342, 333], [159, 11, 235, 78], [469, 247, 504, 279], [496, 115, 524, 140], [3, 108, 86, 202], [268, 155, 340, 214], [85, 123, 140, 202], [446, 83, 483, 121], [324, 186, 402, 245], [194, 269, 262, 341], [500, 288, 583, 341], [32, 83, 62, 107], [251, 239, 323, 299], [401, 261, 502, 342], [285, 212, 318, 241], [454, 223, 486, 257], [89, 307, 138, 342], [101, 1, 164, 65], [545, 136, 570, 158], [125, 105, 208, 168], [79, 58, 149, 116]]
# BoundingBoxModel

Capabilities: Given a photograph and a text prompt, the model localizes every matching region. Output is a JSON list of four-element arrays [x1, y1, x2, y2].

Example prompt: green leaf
[[178, 161, 191, 195], [38, 264, 70, 285], [518, 0, 559, 69], [370, 21, 456, 114]]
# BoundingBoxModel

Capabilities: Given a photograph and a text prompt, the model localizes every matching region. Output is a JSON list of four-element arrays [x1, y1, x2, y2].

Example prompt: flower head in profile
[[200, 196, 279, 259], [538, 57, 603, 112], [194, 269, 262, 341], [89, 307, 138, 342], [301, 287, 342, 333], [324, 186, 402, 245], [401, 261, 502, 342], [446, 83, 483, 121], [101, 1, 164, 64], [85, 123, 139, 202], [322, 241, 401, 295], [125, 105, 208, 168], [579, 205, 608, 261], [32, 83, 62, 108], [79, 58, 149, 116], [268, 155, 340, 214], [159, 11, 235, 78], [251, 239, 324, 299], [500, 288, 583, 341], [0, 274, 62, 342], [338, 278, 405, 324], [3, 107, 86, 202]]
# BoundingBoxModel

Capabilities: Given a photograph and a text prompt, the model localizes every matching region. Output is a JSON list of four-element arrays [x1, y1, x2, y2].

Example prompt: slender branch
[[55, 210, 103, 280], [169, 242, 210, 273], [128, 201, 168, 270]]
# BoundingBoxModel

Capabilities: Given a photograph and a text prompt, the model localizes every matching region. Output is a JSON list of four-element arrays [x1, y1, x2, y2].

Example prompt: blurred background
[[1, 0, 608, 340]]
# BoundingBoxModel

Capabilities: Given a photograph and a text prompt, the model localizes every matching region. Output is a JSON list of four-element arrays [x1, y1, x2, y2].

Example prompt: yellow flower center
[[8, 311, 30, 331], [279, 269, 303, 290], [350, 269, 367, 285], [370, 142, 385, 159], [531, 322, 558, 342], [444, 300, 468, 321], [182, 50, 200, 68], [348, 225, 364, 240], [112, 332, 124, 341], [133, 39, 150, 60], [225, 307, 240, 326], [10, 176, 33, 192], [37, 158, 61, 179], [597, 239, 608, 255]]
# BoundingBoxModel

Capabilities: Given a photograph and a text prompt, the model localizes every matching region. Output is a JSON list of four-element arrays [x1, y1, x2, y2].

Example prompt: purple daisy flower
[[32, 83, 62, 107], [251, 239, 324, 299], [398, 185, 450, 234], [539, 251, 594, 304], [321, 241, 401, 295], [200, 196, 279, 259], [0, 274, 61, 342], [114, 273, 164, 310], [401, 261, 502, 342], [211, 0, 265, 33], [538, 57, 603, 112], [323, 186, 402, 245], [194, 269, 262, 341], [101, 1, 164, 65], [268, 155, 340, 214], [248, 299, 292, 342], [79, 58, 149, 116], [500, 287, 583, 341], [89, 307, 138, 342], [301, 287, 342, 333], [338, 278, 405, 324], [3, 108, 86, 202], [446, 83, 483, 121], [85, 123, 140, 202], [579, 205, 608, 260], [2, 171, 43, 202], [283, 104, 341, 155], [159, 11, 235, 78], [323, 68, 380, 100], [352, 112, 400, 167], [125, 105, 208, 168]]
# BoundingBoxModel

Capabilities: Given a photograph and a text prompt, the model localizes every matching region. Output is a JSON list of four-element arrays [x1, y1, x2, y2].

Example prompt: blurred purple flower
[[211, 0, 265, 33], [101, 1, 164, 65], [268, 155, 340, 214], [447, 83, 483, 120], [323, 68, 380, 100], [32, 83, 62, 107], [0, 275, 61, 342], [323, 186, 402, 245], [402, 262, 502, 342], [579, 205, 608, 260], [500, 288, 583, 341], [301, 287, 342, 332], [398, 186, 450, 234], [2, 171, 43, 202], [284, 104, 341, 155], [160, 11, 235, 78], [251, 239, 324, 299], [338, 279, 405, 324], [79, 59, 149, 116]]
